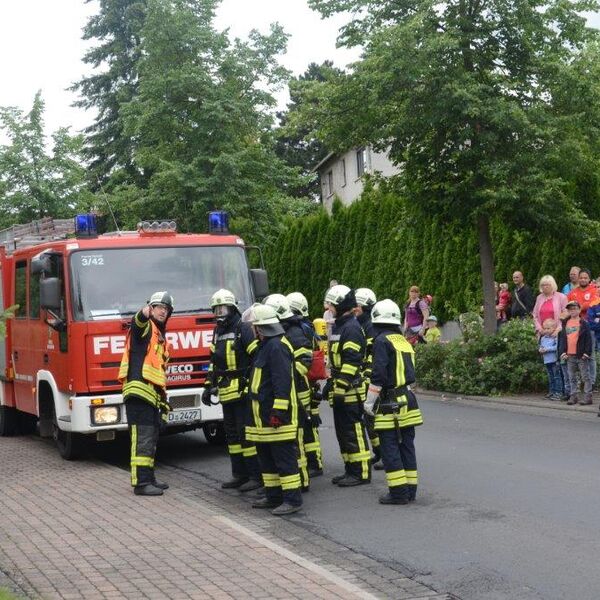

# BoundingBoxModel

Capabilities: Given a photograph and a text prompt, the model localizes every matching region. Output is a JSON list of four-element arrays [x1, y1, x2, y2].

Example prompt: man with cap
[[325, 284, 371, 487], [118, 291, 174, 496], [364, 299, 424, 504], [202, 289, 261, 492], [245, 304, 303, 515]]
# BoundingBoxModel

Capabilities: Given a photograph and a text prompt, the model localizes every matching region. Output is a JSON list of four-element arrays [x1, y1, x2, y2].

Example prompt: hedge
[[265, 186, 600, 321]]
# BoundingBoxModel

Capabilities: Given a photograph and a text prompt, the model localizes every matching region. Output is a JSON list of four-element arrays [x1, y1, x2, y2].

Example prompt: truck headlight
[[92, 406, 120, 425]]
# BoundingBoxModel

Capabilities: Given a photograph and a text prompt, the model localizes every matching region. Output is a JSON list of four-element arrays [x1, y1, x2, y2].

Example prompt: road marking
[[215, 515, 380, 600]]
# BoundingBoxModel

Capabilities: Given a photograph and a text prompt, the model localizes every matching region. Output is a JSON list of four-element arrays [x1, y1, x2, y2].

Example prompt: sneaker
[[378, 492, 408, 505], [544, 393, 553, 399], [578, 399, 593, 406], [133, 484, 163, 496], [252, 497, 281, 509], [566, 396, 578, 405], [221, 477, 248, 489], [238, 479, 262, 493], [337, 475, 370, 487], [549, 394, 561, 401], [271, 502, 302, 516]]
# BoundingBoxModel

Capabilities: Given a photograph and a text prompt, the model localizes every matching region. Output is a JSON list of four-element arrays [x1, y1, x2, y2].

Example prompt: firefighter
[[201, 289, 261, 492], [246, 304, 303, 515], [118, 291, 174, 496], [287, 291, 324, 477], [364, 299, 424, 504], [325, 285, 371, 487], [354, 288, 382, 469], [265, 293, 313, 490]]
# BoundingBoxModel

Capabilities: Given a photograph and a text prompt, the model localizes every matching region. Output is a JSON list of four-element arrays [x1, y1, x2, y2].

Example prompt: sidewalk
[[0, 436, 451, 600], [418, 387, 599, 415]]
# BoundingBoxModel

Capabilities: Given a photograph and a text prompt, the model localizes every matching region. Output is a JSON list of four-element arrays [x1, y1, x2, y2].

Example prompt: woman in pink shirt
[[532, 275, 567, 336]]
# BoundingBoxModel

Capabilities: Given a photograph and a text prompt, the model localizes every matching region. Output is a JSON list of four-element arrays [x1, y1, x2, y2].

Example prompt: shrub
[[415, 318, 547, 396]]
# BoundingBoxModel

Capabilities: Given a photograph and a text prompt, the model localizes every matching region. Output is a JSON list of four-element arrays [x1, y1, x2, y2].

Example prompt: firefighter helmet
[[210, 289, 237, 308], [371, 299, 402, 326], [355, 288, 377, 308], [263, 294, 293, 320], [148, 291, 174, 315], [286, 292, 309, 317], [251, 304, 285, 337], [324, 284, 356, 314]]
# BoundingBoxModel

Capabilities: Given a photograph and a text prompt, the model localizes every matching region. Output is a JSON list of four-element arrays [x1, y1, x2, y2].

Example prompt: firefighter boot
[[379, 492, 408, 505], [134, 483, 164, 496], [238, 479, 263, 493], [221, 477, 249, 489], [271, 503, 302, 516], [252, 497, 281, 509], [152, 479, 169, 490]]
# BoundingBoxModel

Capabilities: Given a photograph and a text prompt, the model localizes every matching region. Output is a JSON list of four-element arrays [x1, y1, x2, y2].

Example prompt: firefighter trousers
[[256, 441, 302, 507], [379, 425, 418, 501], [363, 413, 381, 459], [303, 420, 323, 471], [223, 399, 261, 482], [332, 402, 371, 481], [126, 396, 160, 487]]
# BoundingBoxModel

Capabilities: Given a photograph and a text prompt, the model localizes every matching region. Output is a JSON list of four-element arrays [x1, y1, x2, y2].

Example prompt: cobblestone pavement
[[0, 436, 453, 600]]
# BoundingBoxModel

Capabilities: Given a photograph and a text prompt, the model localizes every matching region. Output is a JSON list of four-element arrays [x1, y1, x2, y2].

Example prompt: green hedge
[[266, 186, 600, 321]]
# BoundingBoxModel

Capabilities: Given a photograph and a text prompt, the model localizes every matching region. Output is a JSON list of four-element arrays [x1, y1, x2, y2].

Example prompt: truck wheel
[[52, 408, 86, 460], [17, 411, 38, 435], [202, 422, 226, 445], [0, 406, 18, 436]]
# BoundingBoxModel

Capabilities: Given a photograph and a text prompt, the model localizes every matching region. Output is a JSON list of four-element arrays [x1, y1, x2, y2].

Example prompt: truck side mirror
[[40, 278, 61, 310], [250, 269, 269, 300]]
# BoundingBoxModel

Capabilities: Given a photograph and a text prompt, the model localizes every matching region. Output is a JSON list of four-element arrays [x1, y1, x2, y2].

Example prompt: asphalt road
[[99, 397, 600, 600]]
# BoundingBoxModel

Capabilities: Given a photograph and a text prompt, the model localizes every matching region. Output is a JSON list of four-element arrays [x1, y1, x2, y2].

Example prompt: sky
[[0, 0, 359, 137]]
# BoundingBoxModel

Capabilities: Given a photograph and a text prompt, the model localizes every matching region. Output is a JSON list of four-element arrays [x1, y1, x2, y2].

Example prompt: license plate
[[167, 408, 201, 423]]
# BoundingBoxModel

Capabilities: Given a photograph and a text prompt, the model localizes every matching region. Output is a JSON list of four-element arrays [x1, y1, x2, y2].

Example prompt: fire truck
[[0, 213, 269, 459]]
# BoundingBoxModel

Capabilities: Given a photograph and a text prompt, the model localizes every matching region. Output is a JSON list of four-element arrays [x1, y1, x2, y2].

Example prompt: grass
[[0, 589, 18, 600]]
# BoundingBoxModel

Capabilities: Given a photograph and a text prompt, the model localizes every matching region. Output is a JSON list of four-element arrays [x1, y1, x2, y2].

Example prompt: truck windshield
[[69, 245, 252, 321]]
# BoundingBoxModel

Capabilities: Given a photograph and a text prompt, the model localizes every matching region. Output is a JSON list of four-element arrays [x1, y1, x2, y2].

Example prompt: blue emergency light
[[74, 214, 98, 238], [208, 211, 229, 234]]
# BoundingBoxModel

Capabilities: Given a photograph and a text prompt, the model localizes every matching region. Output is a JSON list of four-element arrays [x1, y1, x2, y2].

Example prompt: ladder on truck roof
[[0, 217, 75, 254]]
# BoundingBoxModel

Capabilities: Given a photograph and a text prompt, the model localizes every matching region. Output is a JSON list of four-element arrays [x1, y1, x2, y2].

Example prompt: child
[[496, 283, 511, 325], [558, 300, 593, 405], [421, 315, 441, 343], [538, 318, 562, 400]]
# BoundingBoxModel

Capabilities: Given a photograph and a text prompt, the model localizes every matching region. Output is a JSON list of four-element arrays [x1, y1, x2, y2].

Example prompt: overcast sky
[[0, 0, 358, 136]]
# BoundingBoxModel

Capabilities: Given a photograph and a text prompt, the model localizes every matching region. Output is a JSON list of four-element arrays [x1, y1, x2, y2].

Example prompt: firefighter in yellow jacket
[[363, 299, 424, 504], [245, 304, 303, 515], [118, 291, 173, 496]]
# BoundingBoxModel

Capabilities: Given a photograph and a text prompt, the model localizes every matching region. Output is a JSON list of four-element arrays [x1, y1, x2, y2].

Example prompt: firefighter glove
[[268, 409, 289, 428], [202, 387, 217, 406], [364, 385, 381, 416]]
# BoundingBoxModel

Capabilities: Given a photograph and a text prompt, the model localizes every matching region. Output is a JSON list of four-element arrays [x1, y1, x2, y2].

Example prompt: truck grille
[[169, 395, 198, 409]]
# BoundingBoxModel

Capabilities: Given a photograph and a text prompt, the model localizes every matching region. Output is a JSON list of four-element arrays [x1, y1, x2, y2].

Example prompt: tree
[[306, 0, 600, 333], [115, 0, 315, 244], [275, 61, 343, 198], [0, 93, 93, 227], [71, 0, 148, 186]]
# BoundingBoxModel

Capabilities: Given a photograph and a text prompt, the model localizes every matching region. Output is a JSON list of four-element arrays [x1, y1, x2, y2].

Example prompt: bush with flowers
[[415, 315, 547, 395]]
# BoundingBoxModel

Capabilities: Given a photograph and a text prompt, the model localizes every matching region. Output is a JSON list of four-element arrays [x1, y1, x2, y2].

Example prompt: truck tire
[[0, 405, 18, 436], [202, 422, 226, 445], [17, 411, 38, 435], [52, 406, 86, 460]]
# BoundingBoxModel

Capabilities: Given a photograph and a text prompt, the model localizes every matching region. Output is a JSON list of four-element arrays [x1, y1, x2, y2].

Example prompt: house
[[314, 146, 400, 212]]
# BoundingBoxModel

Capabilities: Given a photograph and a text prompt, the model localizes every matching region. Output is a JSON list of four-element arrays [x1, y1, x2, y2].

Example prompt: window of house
[[15, 261, 27, 319], [326, 169, 334, 197], [341, 159, 347, 186], [356, 148, 366, 177]]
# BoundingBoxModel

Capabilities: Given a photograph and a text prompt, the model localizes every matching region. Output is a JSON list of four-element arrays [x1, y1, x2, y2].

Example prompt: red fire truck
[[0, 214, 269, 459]]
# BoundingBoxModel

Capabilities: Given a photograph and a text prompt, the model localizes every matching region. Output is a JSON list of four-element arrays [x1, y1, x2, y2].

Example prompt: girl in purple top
[[404, 286, 430, 339]]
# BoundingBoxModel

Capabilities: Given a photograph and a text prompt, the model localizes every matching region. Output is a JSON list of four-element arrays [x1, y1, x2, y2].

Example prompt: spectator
[[562, 266, 580, 295], [532, 275, 567, 336], [509, 271, 535, 319], [323, 279, 339, 340], [558, 300, 593, 406], [421, 315, 441, 343], [586, 296, 600, 390], [539, 318, 562, 400], [495, 282, 511, 326], [567, 268, 598, 318], [403, 286, 430, 343]]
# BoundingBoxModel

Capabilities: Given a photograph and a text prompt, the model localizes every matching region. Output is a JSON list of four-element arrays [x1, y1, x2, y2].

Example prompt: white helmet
[[263, 294, 293, 320], [324, 284, 351, 306], [286, 292, 309, 317], [371, 299, 402, 326], [355, 288, 377, 308], [252, 304, 280, 326], [210, 288, 237, 308]]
